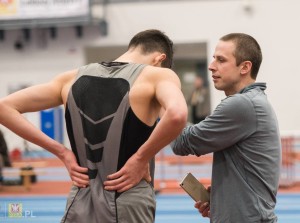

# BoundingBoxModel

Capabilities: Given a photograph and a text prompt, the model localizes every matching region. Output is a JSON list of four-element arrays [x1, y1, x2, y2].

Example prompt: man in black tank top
[[0, 29, 187, 222]]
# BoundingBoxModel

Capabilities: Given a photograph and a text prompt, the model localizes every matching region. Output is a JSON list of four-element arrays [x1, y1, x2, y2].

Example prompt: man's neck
[[114, 49, 146, 64], [225, 79, 255, 96]]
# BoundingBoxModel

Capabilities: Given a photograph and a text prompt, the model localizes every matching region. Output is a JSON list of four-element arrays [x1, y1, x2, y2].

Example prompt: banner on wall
[[40, 107, 64, 144], [0, 0, 89, 20]]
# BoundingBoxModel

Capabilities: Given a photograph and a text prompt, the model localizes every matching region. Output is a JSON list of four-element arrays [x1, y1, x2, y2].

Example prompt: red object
[[10, 148, 22, 161]]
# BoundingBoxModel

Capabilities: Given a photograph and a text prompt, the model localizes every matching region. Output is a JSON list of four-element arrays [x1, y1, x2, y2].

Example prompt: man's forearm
[[0, 104, 67, 159], [135, 107, 187, 162], [171, 126, 199, 156]]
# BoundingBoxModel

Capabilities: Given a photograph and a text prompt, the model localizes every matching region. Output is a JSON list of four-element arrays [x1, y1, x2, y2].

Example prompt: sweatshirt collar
[[239, 82, 266, 94]]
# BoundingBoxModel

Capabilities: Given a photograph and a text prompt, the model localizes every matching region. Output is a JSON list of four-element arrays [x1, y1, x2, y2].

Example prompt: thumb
[[207, 186, 211, 192], [145, 174, 152, 183], [144, 163, 151, 183]]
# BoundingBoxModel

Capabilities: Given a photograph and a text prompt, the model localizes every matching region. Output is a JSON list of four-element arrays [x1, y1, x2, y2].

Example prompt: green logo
[[8, 203, 22, 218]]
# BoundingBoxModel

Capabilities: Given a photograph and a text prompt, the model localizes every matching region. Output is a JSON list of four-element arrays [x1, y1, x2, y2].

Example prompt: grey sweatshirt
[[172, 83, 281, 223]]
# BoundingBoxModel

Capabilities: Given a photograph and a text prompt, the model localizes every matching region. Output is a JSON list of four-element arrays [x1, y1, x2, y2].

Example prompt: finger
[[106, 169, 124, 180], [73, 172, 89, 181], [73, 165, 89, 173], [72, 176, 89, 186], [202, 207, 209, 218], [198, 204, 209, 217], [73, 182, 86, 188], [74, 182, 88, 188], [73, 180, 88, 188], [200, 204, 210, 218], [71, 163, 88, 173], [103, 176, 125, 187], [194, 201, 201, 209], [104, 176, 135, 193], [70, 170, 89, 181], [207, 186, 211, 192], [117, 183, 134, 193], [113, 179, 134, 192], [73, 175, 89, 183], [104, 179, 127, 191], [199, 202, 209, 212]]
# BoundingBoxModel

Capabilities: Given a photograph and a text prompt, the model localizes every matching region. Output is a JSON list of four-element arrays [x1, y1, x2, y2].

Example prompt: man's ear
[[240, 61, 252, 75], [153, 53, 166, 67]]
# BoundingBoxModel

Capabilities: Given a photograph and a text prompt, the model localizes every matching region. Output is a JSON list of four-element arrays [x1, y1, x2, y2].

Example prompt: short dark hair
[[220, 33, 262, 79], [128, 29, 174, 68]]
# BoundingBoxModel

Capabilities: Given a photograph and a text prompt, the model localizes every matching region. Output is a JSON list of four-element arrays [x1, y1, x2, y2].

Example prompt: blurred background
[[0, 0, 300, 222]]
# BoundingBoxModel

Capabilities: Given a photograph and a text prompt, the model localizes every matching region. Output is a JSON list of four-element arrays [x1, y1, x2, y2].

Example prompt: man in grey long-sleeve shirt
[[172, 33, 281, 223]]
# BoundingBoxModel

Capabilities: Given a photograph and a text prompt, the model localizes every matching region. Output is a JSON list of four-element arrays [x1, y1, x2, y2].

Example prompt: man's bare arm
[[104, 68, 187, 192], [0, 70, 89, 187]]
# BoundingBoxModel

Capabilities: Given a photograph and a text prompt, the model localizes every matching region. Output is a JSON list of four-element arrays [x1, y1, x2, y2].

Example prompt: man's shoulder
[[80, 63, 99, 72], [143, 65, 171, 72], [141, 66, 178, 80], [218, 94, 255, 117], [222, 93, 251, 105]]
